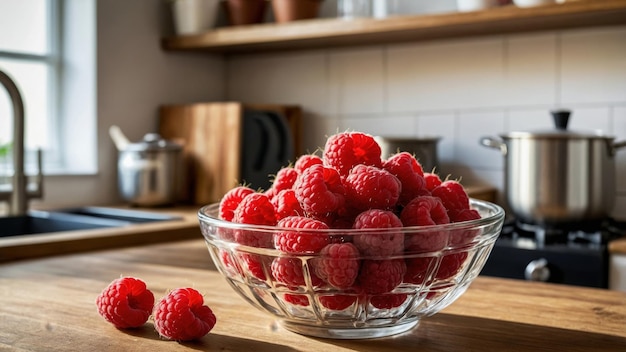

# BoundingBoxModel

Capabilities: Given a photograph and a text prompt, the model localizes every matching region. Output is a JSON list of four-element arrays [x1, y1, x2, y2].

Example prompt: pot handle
[[614, 140, 626, 151], [480, 137, 507, 156]]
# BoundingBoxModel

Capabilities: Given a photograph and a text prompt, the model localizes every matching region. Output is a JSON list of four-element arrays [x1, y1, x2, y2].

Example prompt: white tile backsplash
[[561, 27, 626, 105], [301, 113, 340, 154], [225, 25, 626, 216], [387, 37, 505, 111], [508, 109, 555, 132], [456, 110, 506, 170], [328, 47, 385, 114], [566, 107, 611, 133], [226, 50, 329, 114], [338, 114, 416, 137], [504, 33, 557, 107], [415, 113, 456, 164]]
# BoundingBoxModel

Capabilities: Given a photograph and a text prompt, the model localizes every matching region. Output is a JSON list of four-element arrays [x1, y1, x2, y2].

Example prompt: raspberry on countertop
[[153, 287, 217, 341], [95, 277, 155, 329]]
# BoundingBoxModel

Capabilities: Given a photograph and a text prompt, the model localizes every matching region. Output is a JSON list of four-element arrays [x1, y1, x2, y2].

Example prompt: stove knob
[[524, 258, 550, 282]]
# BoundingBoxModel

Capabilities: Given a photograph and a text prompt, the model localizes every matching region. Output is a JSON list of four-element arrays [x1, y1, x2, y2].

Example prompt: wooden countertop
[[1, 239, 625, 351], [610, 238, 626, 255]]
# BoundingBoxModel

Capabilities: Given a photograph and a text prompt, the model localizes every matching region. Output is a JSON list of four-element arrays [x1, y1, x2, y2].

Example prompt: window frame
[[0, 0, 97, 176]]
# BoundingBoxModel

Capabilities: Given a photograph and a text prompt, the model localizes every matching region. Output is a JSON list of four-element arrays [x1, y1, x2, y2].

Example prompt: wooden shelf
[[162, 0, 626, 54]]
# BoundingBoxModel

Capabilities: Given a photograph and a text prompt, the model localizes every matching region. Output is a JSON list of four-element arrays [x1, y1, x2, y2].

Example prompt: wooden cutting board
[[159, 102, 302, 205]]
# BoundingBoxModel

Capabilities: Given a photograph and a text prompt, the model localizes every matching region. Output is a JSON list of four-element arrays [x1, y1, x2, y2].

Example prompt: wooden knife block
[[158, 102, 302, 205]]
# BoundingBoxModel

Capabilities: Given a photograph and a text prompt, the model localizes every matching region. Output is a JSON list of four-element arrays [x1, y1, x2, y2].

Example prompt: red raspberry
[[319, 294, 357, 310], [233, 193, 276, 248], [218, 249, 242, 277], [370, 293, 408, 309], [233, 193, 277, 226], [448, 208, 482, 245], [293, 164, 345, 217], [357, 259, 406, 294], [284, 293, 310, 306], [313, 243, 360, 289], [274, 216, 330, 254], [271, 189, 305, 220], [353, 209, 404, 257], [96, 277, 154, 329], [401, 196, 451, 252], [240, 253, 269, 280], [219, 186, 255, 221], [435, 252, 469, 280], [271, 167, 299, 193], [271, 257, 322, 287], [423, 172, 442, 192], [401, 196, 450, 227], [449, 208, 481, 223], [431, 180, 471, 212], [323, 132, 382, 177], [153, 288, 217, 341], [383, 152, 428, 206], [294, 154, 323, 173], [404, 257, 436, 284], [344, 165, 401, 211]]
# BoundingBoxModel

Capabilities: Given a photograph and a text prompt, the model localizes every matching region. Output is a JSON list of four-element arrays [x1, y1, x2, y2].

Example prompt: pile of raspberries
[[217, 131, 482, 310]]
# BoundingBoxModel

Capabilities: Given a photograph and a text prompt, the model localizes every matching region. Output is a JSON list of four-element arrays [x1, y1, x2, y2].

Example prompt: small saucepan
[[110, 126, 183, 207]]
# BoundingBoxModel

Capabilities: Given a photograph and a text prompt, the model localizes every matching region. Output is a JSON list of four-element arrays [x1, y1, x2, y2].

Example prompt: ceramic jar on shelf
[[170, 0, 221, 35], [224, 0, 268, 26], [271, 0, 324, 23]]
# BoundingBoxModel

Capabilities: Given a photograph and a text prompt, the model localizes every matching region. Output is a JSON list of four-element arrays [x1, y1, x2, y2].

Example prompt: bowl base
[[279, 319, 419, 339]]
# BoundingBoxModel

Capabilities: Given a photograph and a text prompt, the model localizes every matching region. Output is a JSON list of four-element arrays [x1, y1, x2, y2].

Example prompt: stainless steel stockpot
[[117, 133, 183, 206], [481, 111, 626, 225]]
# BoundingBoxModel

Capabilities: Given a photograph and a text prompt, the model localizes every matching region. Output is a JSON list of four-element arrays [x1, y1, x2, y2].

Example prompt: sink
[[51, 206, 182, 224], [0, 207, 182, 238]]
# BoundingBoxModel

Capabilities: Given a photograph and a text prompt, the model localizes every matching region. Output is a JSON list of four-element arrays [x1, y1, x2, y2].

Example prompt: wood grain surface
[[160, 103, 245, 205], [610, 238, 626, 254], [159, 103, 302, 205], [1, 239, 625, 351]]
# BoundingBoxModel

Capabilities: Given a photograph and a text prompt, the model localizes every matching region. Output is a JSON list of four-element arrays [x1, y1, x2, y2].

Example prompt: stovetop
[[481, 217, 626, 288], [498, 217, 626, 250]]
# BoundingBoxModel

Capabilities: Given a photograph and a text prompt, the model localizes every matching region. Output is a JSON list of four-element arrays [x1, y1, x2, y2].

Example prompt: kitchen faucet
[[0, 69, 43, 216]]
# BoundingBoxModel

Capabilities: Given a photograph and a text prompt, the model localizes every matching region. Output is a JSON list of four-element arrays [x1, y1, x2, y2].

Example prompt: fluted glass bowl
[[198, 199, 504, 339]]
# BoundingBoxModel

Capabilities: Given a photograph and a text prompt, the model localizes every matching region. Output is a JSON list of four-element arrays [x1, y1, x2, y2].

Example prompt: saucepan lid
[[125, 133, 183, 152], [501, 110, 614, 140]]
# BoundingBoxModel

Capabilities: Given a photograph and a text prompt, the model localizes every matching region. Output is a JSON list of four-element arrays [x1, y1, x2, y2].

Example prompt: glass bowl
[[198, 199, 504, 339]]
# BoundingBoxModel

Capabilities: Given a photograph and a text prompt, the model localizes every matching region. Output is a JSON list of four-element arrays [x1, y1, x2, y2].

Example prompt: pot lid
[[501, 110, 614, 140], [125, 133, 182, 152]]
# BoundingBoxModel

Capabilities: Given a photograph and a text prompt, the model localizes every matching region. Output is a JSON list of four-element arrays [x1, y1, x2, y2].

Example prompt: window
[[0, 0, 59, 172], [0, 0, 96, 175]]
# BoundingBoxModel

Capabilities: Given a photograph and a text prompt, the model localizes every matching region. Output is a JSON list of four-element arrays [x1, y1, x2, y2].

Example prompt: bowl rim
[[197, 198, 505, 234]]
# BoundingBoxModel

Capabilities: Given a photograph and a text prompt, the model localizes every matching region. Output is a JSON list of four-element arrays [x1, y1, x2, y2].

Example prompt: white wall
[[225, 25, 626, 220], [36, 0, 225, 207]]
